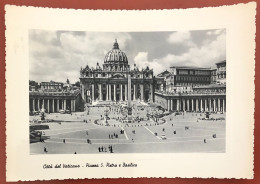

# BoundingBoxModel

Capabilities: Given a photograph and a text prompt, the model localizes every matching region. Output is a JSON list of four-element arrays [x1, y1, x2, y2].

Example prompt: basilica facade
[[80, 40, 154, 103]]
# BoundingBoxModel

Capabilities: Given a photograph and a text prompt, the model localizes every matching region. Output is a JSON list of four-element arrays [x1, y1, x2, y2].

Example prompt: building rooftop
[[157, 70, 170, 77], [216, 60, 226, 65], [104, 39, 128, 64], [170, 66, 211, 70], [193, 83, 226, 89], [29, 90, 80, 97], [41, 81, 63, 84]]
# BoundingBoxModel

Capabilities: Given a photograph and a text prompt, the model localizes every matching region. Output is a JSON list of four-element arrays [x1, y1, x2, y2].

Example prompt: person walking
[[204, 138, 207, 143]]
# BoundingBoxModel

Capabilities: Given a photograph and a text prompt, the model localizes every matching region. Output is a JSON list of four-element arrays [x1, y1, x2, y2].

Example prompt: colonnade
[[90, 83, 153, 102], [166, 97, 226, 113], [29, 98, 76, 113]]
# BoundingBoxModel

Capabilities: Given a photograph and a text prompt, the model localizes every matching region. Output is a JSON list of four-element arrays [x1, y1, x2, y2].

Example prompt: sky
[[29, 29, 226, 83]]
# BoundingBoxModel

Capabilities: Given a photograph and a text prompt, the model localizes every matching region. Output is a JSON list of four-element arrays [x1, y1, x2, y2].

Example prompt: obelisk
[[127, 73, 132, 122]]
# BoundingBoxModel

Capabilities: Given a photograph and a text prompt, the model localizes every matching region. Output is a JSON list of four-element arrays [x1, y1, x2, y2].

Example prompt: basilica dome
[[104, 40, 128, 64]]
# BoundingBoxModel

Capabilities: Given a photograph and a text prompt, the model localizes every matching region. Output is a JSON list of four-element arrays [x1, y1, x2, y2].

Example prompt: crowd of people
[[98, 145, 114, 153]]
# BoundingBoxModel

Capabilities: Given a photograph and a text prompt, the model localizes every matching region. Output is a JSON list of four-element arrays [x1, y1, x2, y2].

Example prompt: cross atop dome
[[113, 39, 119, 49]]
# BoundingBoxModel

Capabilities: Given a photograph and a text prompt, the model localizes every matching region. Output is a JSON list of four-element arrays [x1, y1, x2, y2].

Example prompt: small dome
[[104, 39, 128, 64]]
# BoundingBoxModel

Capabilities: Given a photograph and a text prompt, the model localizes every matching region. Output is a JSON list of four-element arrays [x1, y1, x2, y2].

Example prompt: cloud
[[29, 29, 226, 82], [134, 52, 164, 74], [29, 30, 132, 83], [206, 29, 223, 36], [167, 31, 194, 46], [134, 30, 226, 75]]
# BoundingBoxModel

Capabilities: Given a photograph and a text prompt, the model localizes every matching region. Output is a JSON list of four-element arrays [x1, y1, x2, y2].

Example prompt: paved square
[[30, 103, 225, 154]]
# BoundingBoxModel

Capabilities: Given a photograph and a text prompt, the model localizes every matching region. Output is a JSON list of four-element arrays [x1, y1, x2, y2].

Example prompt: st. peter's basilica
[[80, 40, 155, 103]]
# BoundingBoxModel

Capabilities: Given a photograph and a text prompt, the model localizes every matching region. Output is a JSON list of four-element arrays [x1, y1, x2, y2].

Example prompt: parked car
[[161, 134, 167, 140], [33, 111, 40, 115], [59, 110, 65, 114]]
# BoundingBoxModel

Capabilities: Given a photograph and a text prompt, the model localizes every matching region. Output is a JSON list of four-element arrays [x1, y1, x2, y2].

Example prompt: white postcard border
[[5, 3, 256, 181]]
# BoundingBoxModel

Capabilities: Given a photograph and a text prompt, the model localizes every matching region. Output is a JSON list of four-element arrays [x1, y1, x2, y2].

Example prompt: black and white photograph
[[29, 30, 226, 154], [6, 4, 255, 181]]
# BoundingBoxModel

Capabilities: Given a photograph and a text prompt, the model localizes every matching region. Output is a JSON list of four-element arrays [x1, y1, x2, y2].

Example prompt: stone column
[[196, 99, 199, 112], [170, 99, 173, 111], [177, 99, 180, 111], [205, 99, 207, 112], [200, 99, 203, 111], [187, 99, 190, 111], [38, 99, 40, 111], [32, 99, 35, 111], [223, 99, 225, 112], [64, 99, 66, 110], [71, 99, 73, 112], [57, 99, 60, 111], [109, 84, 112, 101], [47, 99, 50, 113], [81, 84, 85, 101], [209, 99, 212, 112], [183, 99, 185, 111], [167, 99, 170, 111], [218, 98, 221, 112], [140, 84, 144, 101], [213, 99, 216, 112], [106, 84, 108, 101], [191, 99, 194, 111], [125, 84, 128, 101], [52, 99, 54, 113], [114, 84, 116, 101], [74, 100, 76, 112], [92, 84, 95, 102], [42, 99, 45, 109], [99, 84, 102, 101], [133, 84, 136, 100], [120, 84, 123, 101]]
